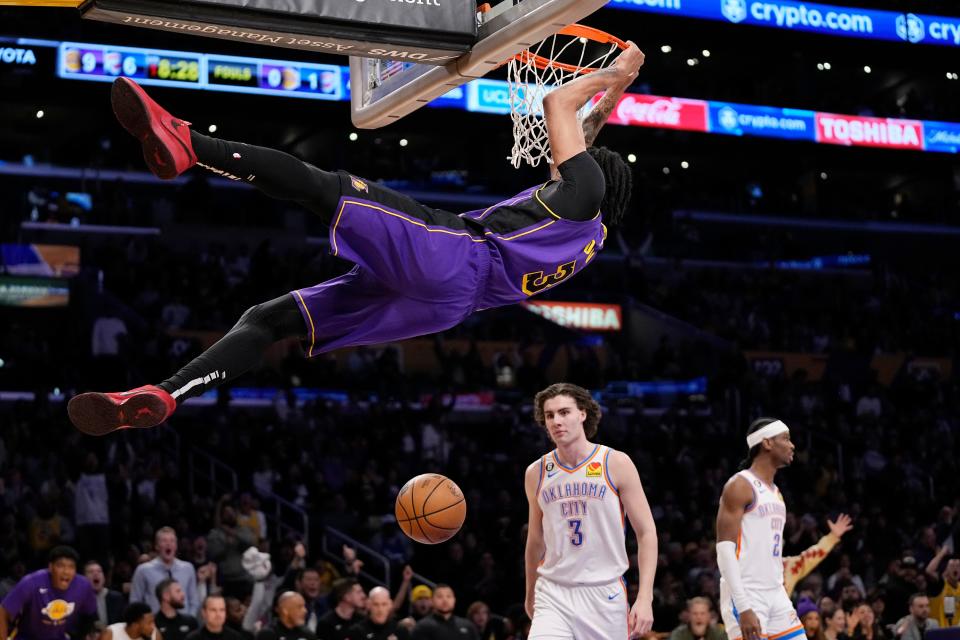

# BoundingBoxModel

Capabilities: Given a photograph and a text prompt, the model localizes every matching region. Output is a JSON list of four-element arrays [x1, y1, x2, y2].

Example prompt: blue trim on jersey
[[777, 630, 805, 640], [535, 456, 545, 493], [553, 443, 600, 471], [603, 448, 619, 495], [732, 601, 740, 623]]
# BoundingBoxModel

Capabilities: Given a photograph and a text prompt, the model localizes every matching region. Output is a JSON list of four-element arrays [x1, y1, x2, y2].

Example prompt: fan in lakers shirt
[[716, 418, 801, 640], [524, 383, 657, 640], [0, 547, 97, 640], [66, 42, 645, 437]]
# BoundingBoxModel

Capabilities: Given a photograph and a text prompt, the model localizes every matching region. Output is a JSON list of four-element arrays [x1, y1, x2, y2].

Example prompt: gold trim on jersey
[[330, 199, 486, 256]]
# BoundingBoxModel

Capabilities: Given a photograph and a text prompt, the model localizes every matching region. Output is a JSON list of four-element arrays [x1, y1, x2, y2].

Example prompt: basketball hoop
[[506, 24, 628, 168]]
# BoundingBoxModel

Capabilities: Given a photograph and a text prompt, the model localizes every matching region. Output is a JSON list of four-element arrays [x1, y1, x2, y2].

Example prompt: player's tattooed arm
[[581, 76, 633, 148]]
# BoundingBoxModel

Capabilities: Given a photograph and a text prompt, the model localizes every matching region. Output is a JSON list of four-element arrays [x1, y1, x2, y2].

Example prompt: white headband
[[746, 420, 789, 449]]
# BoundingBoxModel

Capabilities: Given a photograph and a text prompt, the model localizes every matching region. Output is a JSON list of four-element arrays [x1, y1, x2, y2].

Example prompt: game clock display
[[58, 42, 343, 100]]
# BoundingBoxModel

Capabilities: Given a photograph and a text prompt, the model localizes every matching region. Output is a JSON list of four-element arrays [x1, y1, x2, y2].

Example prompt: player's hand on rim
[[628, 598, 654, 638], [614, 41, 645, 80], [739, 609, 763, 640]]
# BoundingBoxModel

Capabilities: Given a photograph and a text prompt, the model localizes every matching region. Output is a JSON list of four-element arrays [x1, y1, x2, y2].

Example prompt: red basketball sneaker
[[111, 77, 197, 179], [67, 384, 177, 436]]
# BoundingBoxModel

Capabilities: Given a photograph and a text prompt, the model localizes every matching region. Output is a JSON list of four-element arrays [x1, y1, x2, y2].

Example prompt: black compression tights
[[189, 131, 340, 224], [157, 295, 306, 405], [155, 133, 340, 404]]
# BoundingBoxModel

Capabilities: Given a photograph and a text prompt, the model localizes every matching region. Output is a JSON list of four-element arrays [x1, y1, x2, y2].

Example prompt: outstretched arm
[[582, 74, 634, 148], [542, 42, 644, 171]]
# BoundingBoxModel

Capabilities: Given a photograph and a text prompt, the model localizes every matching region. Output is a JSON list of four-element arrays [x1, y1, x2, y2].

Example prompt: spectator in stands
[[799, 598, 825, 640], [787, 515, 854, 597], [828, 555, 867, 601], [293, 568, 328, 632], [848, 602, 887, 640], [466, 601, 509, 640], [868, 591, 888, 627], [254, 592, 315, 640], [154, 579, 198, 640], [823, 607, 850, 640], [75, 454, 110, 568], [894, 594, 938, 640], [29, 496, 74, 561], [186, 596, 242, 640], [207, 497, 256, 600], [923, 549, 959, 628], [411, 585, 478, 640], [315, 579, 365, 640], [224, 598, 252, 640], [84, 561, 125, 626], [881, 557, 921, 622], [348, 587, 410, 640], [100, 602, 156, 640], [0, 546, 97, 640], [131, 528, 199, 616], [236, 495, 267, 547], [668, 597, 727, 640], [410, 586, 433, 621]]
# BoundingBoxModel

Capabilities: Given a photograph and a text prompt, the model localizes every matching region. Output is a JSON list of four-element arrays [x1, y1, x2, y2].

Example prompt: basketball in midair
[[395, 474, 466, 544]]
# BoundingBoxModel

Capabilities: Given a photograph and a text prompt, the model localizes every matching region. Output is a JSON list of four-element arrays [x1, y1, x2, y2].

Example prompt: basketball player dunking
[[716, 419, 801, 640], [524, 383, 657, 640], [67, 43, 646, 436]]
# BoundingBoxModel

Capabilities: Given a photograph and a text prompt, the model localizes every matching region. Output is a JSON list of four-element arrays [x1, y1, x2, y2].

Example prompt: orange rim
[[512, 24, 628, 73]]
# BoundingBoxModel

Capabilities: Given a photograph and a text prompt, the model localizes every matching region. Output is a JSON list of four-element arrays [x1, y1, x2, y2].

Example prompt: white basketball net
[[507, 30, 622, 168]]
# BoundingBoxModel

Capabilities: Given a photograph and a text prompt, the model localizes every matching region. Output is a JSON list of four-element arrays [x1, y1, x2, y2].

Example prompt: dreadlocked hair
[[587, 145, 633, 224], [738, 417, 779, 470]]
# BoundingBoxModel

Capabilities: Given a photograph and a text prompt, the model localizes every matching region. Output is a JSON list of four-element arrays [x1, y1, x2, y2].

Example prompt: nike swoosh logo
[[607, 593, 620, 600]]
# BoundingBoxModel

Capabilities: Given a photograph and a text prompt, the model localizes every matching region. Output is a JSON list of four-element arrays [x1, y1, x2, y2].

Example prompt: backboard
[[349, 0, 610, 129]]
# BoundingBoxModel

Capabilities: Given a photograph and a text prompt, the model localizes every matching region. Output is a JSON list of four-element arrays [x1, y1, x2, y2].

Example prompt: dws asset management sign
[[79, 0, 478, 64]]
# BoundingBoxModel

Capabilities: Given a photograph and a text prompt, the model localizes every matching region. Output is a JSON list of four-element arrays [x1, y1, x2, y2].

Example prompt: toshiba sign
[[523, 302, 623, 332]]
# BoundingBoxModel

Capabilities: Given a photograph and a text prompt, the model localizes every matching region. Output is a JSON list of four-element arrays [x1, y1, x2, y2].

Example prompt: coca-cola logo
[[608, 94, 709, 131], [616, 96, 682, 125]]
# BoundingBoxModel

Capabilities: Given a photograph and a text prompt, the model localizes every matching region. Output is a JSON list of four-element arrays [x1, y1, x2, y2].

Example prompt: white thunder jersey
[[536, 444, 628, 586], [730, 468, 787, 591], [107, 623, 158, 640]]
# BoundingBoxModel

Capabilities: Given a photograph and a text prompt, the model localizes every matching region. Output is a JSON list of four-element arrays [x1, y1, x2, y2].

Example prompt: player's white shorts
[[529, 576, 629, 640], [719, 582, 804, 640]]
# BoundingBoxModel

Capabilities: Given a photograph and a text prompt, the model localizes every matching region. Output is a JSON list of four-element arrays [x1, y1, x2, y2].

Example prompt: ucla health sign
[[608, 0, 960, 48], [709, 102, 815, 141]]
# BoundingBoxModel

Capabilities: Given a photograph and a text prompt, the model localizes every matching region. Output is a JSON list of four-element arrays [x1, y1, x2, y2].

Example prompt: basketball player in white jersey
[[716, 418, 800, 640], [524, 383, 657, 639], [101, 603, 159, 640]]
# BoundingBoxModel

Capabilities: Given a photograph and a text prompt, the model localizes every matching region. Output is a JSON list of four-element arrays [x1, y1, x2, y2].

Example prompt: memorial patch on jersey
[[349, 175, 368, 193]]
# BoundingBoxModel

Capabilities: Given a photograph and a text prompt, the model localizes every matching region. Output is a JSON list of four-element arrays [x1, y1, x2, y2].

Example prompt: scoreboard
[[58, 42, 343, 101]]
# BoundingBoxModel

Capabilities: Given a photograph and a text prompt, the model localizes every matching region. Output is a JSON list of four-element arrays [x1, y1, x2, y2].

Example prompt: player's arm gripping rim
[[524, 460, 547, 620], [716, 476, 763, 640], [609, 450, 657, 638], [543, 41, 644, 179]]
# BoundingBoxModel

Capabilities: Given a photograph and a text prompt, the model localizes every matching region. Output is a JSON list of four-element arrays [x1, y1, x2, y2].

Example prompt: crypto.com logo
[[721, 0, 748, 23], [896, 13, 925, 43]]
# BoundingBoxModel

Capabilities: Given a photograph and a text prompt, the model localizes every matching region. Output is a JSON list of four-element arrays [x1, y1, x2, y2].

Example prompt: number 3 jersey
[[535, 444, 628, 586], [729, 468, 788, 591]]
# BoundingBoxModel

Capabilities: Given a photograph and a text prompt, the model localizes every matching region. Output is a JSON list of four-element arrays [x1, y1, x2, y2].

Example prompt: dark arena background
[[0, 1, 959, 640]]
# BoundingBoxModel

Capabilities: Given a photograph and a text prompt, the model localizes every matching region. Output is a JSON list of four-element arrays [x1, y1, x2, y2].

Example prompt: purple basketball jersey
[[293, 181, 604, 355], [462, 184, 607, 309], [0, 570, 97, 640]]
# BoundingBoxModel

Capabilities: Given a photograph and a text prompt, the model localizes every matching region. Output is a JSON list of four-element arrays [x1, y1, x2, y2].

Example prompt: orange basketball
[[395, 473, 466, 544]]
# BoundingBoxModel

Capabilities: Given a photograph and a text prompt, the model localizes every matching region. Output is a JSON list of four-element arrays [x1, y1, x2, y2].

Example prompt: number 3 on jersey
[[568, 519, 583, 546]]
